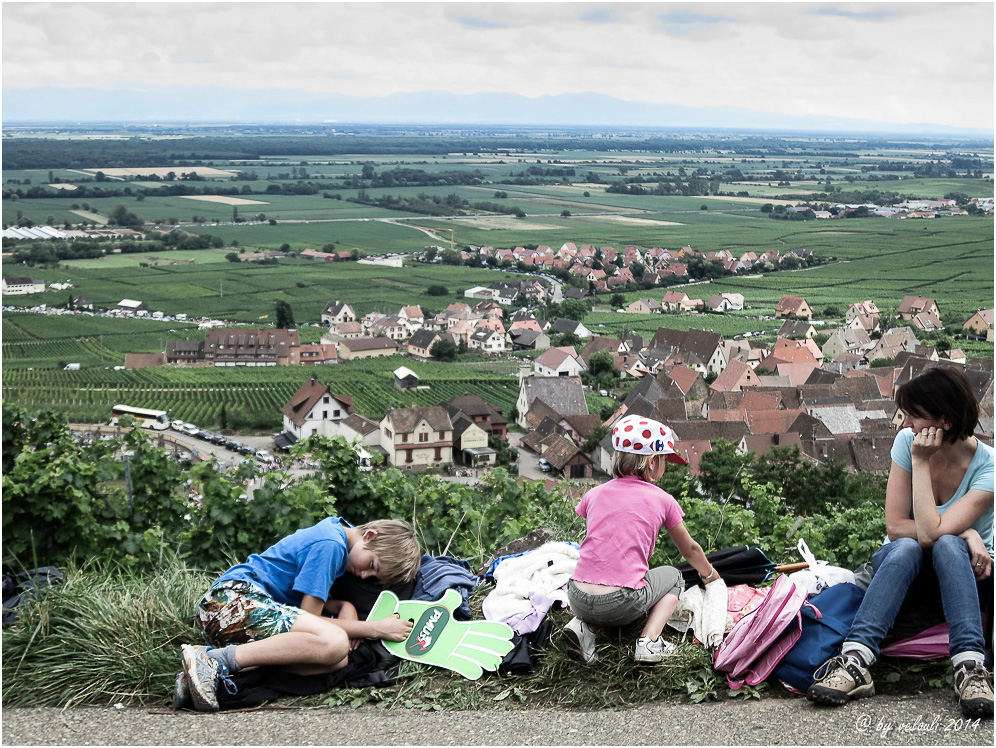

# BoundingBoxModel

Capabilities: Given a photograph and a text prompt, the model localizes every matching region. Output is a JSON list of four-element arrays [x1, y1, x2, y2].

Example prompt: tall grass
[[2, 552, 210, 707]]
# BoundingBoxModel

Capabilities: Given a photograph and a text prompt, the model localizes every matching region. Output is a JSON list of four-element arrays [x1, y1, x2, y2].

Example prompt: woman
[[807, 367, 993, 717]]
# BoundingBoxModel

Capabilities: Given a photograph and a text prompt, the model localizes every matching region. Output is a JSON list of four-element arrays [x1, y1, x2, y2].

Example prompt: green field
[[0, 354, 523, 428], [1, 261, 516, 326], [2, 313, 200, 368], [4, 129, 993, 429], [8, 214, 990, 325]]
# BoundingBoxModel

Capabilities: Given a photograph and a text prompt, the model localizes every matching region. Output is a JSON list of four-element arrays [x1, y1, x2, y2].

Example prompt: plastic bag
[[787, 539, 855, 595]]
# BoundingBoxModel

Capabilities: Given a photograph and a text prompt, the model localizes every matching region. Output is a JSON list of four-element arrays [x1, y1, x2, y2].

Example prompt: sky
[[2, 1, 994, 130]]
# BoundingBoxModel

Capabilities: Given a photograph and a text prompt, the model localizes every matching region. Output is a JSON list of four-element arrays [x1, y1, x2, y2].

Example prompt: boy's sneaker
[[953, 661, 994, 718], [807, 655, 875, 705], [563, 617, 598, 663], [171, 670, 191, 710], [181, 644, 237, 712], [634, 636, 677, 663]]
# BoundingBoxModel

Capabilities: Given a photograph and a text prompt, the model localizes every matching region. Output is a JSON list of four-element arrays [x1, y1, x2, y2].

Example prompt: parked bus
[[109, 405, 169, 430]]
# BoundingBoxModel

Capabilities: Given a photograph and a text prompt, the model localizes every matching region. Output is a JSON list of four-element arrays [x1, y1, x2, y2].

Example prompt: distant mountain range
[[2, 86, 991, 138]]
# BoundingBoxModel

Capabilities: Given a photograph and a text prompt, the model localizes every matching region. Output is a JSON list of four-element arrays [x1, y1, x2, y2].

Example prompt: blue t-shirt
[[216, 517, 349, 607], [891, 428, 995, 555]]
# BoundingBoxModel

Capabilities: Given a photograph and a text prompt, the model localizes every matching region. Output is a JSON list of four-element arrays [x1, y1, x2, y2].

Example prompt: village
[[4, 237, 994, 484], [262, 290, 994, 478], [75, 273, 988, 484]]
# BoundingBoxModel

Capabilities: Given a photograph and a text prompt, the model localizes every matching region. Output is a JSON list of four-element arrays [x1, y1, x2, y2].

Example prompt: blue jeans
[[845, 536, 985, 664]]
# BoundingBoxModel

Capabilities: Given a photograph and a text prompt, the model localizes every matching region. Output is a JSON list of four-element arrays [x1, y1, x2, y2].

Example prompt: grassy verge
[[1, 554, 212, 707], [2, 551, 949, 710]]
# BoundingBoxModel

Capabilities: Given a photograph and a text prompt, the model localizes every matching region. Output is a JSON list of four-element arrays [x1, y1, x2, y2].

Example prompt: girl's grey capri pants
[[566, 566, 684, 627]]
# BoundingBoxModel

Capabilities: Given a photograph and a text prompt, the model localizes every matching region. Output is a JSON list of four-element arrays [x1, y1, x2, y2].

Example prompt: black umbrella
[[675, 545, 806, 587]]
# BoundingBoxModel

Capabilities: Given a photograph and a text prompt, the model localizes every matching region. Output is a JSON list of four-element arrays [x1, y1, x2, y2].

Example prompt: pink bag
[[713, 575, 812, 690], [727, 584, 769, 627], [880, 623, 950, 660]]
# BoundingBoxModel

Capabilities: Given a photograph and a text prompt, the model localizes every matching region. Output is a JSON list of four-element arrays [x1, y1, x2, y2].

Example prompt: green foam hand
[[367, 589, 515, 680]]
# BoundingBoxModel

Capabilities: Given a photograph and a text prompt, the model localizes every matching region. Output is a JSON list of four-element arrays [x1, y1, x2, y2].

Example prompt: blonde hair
[[612, 451, 660, 483], [356, 519, 422, 587]]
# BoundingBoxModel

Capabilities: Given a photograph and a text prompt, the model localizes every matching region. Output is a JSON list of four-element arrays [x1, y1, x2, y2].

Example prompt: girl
[[564, 415, 720, 663], [807, 367, 993, 717]]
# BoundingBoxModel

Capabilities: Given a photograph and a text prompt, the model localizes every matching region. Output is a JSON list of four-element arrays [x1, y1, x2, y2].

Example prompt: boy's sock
[[207, 644, 240, 673]]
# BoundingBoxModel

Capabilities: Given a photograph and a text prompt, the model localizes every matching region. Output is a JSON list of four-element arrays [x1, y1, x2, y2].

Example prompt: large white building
[[1, 276, 46, 295]]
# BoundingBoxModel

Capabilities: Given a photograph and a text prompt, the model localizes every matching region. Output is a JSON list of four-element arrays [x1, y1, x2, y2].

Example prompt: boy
[[177, 517, 421, 711]]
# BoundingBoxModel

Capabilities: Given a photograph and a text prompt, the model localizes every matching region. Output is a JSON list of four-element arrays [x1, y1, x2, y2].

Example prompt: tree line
[[2, 405, 890, 577], [9, 131, 988, 170]]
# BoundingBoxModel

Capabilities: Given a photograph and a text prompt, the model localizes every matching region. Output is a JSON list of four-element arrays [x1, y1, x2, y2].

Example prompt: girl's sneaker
[[634, 636, 677, 663], [563, 617, 598, 663]]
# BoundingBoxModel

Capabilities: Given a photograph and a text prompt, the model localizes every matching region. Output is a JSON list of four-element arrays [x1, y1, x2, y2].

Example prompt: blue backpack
[[773, 582, 865, 692]]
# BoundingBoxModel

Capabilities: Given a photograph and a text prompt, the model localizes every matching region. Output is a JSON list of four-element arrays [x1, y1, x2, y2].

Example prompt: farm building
[[626, 298, 662, 314], [116, 299, 149, 315], [451, 418, 496, 468], [1, 276, 46, 295], [515, 374, 588, 430], [897, 296, 943, 331], [438, 394, 509, 442], [393, 366, 420, 390], [124, 353, 166, 369], [291, 343, 338, 366], [338, 337, 401, 361]]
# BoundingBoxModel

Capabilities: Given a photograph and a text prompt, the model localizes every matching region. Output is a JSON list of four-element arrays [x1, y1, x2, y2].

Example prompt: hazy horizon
[[3, 2, 994, 134]]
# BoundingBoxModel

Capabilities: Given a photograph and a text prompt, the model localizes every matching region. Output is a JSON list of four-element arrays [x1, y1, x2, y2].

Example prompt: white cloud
[[2, 1, 992, 128]]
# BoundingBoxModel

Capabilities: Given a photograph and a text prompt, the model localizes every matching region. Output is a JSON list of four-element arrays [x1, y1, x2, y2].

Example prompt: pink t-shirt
[[571, 476, 685, 589]]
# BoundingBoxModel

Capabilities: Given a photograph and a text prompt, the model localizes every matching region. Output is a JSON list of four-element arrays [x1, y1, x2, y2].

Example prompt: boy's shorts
[[197, 579, 301, 646]]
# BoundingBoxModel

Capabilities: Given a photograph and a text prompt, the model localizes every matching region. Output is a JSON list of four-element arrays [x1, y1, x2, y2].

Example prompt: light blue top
[[216, 517, 349, 607], [891, 428, 994, 555]]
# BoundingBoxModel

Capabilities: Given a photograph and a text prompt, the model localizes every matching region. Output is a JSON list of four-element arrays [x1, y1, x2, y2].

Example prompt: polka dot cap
[[610, 414, 687, 464]]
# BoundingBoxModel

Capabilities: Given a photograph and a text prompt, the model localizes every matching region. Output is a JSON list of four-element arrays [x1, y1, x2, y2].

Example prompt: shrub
[[1, 553, 208, 707]]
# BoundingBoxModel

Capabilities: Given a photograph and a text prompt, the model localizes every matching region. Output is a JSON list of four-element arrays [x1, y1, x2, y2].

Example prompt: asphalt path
[[2, 691, 992, 746]]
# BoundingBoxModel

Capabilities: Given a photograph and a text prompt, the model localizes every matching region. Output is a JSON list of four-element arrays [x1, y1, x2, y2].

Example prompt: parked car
[[256, 450, 276, 464], [181, 424, 200, 436], [538, 457, 551, 472]]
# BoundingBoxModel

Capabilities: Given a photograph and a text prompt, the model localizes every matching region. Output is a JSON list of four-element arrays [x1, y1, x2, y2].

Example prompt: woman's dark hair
[[895, 366, 979, 443]]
